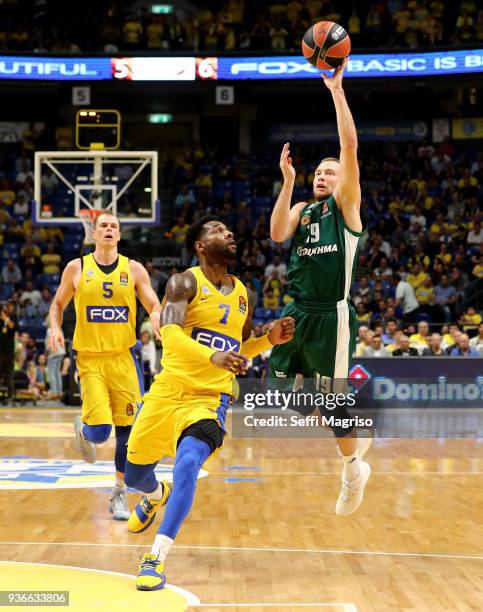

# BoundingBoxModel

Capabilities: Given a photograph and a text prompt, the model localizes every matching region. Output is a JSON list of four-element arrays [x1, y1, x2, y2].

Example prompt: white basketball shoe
[[336, 436, 372, 516]]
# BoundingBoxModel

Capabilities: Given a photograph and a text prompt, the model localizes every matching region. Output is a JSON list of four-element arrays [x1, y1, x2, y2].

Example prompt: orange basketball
[[302, 21, 351, 70]]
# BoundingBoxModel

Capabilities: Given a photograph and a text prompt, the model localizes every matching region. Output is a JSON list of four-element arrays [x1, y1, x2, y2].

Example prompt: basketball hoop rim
[[78, 209, 104, 219]]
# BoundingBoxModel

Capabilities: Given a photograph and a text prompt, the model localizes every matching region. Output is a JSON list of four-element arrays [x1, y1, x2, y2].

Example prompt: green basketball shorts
[[269, 299, 358, 383], [268, 299, 359, 436]]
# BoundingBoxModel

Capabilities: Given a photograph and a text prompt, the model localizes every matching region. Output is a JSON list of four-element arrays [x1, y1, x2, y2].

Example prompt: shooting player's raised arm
[[323, 58, 362, 233]]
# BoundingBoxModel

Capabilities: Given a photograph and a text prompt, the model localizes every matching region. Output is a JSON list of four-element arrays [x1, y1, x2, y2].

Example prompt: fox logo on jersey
[[86, 306, 129, 322], [192, 327, 241, 352]]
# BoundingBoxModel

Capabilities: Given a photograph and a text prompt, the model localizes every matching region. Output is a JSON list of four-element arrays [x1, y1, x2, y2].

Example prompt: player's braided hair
[[185, 215, 220, 254]]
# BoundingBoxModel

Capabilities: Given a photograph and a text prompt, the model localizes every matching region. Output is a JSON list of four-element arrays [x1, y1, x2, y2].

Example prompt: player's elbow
[[270, 224, 286, 242]]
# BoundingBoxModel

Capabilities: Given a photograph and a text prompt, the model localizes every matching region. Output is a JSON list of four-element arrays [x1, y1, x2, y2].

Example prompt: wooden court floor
[[0, 407, 482, 611]]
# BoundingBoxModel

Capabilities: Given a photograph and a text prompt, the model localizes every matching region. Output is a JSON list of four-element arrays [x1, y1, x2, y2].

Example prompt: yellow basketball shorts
[[76, 348, 144, 427], [127, 374, 230, 464]]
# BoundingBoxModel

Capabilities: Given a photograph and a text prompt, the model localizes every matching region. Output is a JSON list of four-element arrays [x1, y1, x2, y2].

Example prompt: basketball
[[302, 21, 351, 70]]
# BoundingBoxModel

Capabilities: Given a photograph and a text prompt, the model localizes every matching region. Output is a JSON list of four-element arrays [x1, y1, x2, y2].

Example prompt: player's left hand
[[149, 310, 162, 341], [268, 317, 295, 345], [322, 57, 348, 91]]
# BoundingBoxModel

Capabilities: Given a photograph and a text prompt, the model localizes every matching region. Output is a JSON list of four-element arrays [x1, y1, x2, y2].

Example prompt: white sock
[[148, 482, 165, 501], [115, 477, 125, 489], [151, 534, 174, 561], [341, 451, 360, 481]]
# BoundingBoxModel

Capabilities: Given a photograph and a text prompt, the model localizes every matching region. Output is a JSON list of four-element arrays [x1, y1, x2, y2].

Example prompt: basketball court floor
[[0, 406, 482, 611]]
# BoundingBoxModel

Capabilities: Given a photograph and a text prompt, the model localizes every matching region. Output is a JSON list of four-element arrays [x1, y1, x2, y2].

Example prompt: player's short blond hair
[[94, 211, 122, 230]]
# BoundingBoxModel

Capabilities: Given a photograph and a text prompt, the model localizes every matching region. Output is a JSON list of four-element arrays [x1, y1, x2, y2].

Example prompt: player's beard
[[224, 245, 237, 263], [207, 242, 237, 264]]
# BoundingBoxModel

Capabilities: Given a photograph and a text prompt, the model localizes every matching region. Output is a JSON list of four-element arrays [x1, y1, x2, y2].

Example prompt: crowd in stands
[[0, 0, 482, 54], [0, 151, 68, 402]]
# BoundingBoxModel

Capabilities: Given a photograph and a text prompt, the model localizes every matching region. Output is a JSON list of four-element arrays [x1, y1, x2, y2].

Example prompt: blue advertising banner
[[0, 49, 481, 81], [218, 48, 483, 80], [0, 56, 112, 80], [270, 121, 428, 142]]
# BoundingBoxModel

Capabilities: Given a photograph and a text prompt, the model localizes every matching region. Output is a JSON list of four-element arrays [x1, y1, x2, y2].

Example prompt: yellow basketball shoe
[[136, 553, 166, 591], [127, 482, 171, 533]]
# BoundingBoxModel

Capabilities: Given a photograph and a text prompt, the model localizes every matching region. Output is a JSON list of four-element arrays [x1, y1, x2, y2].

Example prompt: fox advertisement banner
[[218, 49, 483, 80]]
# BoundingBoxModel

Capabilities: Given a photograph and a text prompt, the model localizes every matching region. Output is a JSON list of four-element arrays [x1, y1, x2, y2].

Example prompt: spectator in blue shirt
[[174, 184, 196, 208], [381, 318, 398, 345], [450, 334, 480, 357], [433, 274, 457, 323]]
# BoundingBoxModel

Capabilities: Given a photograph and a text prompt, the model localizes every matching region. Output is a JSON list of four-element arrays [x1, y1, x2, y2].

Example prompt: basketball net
[[78, 209, 103, 245]]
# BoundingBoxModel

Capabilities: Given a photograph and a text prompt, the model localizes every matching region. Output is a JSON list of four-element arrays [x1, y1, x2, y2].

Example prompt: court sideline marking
[[0, 541, 481, 562]]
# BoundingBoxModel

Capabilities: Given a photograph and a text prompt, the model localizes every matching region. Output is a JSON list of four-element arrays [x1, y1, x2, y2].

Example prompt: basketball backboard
[[33, 150, 159, 226]]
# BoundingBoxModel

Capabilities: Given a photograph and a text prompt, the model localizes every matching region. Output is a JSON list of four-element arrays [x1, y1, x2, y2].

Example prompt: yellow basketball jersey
[[73, 253, 137, 353], [158, 266, 248, 396]]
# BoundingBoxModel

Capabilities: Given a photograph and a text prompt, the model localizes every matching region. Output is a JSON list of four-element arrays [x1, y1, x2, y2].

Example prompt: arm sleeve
[[161, 323, 216, 363], [241, 334, 273, 359]]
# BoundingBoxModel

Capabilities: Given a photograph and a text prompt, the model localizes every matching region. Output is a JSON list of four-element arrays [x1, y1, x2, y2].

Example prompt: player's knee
[[124, 460, 145, 489], [175, 436, 211, 485], [331, 423, 355, 438], [83, 423, 112, 444], [124, 460, 156, 490], [124, 462, 139, 488], [320, 405, 355, 438], [177, 449, 201, 477]]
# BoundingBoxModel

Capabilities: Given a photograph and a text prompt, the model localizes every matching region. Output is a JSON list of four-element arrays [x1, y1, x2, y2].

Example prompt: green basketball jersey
[[287, 195, 364, 303]]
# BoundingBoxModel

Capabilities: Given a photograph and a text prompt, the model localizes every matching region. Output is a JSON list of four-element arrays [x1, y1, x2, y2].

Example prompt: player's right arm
[[270, 142, 307, 242], [48, 258, 81, 352], [161, 271, 248, 375]]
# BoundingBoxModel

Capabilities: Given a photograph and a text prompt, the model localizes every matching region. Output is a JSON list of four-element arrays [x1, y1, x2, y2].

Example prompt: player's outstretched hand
[[49, 328, 65, 353], [268, 317, 295, 345], [280, 142, 296, 183], [211, 351, 249, 374], [322, 57, 348, 91]]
